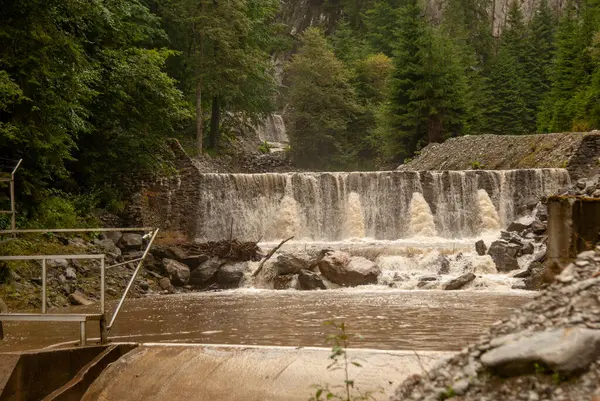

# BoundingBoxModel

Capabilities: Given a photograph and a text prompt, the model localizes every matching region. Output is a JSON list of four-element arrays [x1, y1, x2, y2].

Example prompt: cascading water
[[343, 192, 366, 239], [477, 189, 501, 232], [409, 192, 437, 237], [193, 169, 570, 241]]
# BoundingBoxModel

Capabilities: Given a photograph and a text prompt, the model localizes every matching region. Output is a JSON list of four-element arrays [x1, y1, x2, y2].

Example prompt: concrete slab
[[82, 344, 450, 401]]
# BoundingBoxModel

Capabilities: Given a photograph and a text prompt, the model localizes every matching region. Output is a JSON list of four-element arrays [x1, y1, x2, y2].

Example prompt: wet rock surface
[[392, 246, 600, 401], [317, 251, 380, 286]]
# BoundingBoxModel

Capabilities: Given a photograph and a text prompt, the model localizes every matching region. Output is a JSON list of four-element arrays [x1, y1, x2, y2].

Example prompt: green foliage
[[438, 387, 457, 401], [0, 0, 190, 215], [286, 28, 361, 170], [309, 321, 380, 401], [383, 1, 468, 161], [470, 161, 484, 170], [258, 141, 272, 154]]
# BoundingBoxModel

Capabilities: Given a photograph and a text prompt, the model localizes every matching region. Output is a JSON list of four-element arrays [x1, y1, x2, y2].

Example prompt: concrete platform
[[82, 344, 450, 401]]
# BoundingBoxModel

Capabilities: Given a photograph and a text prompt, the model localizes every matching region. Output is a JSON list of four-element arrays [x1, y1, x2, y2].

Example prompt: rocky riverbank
[[392, 245, 600, 400]]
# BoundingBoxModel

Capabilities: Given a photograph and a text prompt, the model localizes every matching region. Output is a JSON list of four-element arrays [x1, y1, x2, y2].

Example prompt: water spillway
[[193, 169, 570, 241]]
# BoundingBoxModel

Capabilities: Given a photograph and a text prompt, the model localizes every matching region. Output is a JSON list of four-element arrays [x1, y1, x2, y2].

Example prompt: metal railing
[[0, 227, 159, 346], [0, 159, 22, 232]]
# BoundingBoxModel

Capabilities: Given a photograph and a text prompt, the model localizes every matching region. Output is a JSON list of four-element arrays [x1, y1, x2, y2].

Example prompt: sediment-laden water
[[0, 290, 530, 352]]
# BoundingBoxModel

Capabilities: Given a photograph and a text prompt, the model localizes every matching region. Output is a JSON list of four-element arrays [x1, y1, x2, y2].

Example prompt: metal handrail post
[[107, 229, 159, 331], [100, 256, 105, 315], [41, 259, 47, 314], [9, 159, 21, 232]]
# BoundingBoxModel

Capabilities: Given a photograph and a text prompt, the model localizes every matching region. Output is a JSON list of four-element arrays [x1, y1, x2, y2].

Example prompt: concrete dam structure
[[188, 169, 569, 241]]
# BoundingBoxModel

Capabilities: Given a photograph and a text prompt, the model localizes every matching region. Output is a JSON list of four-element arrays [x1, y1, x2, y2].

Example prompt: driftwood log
[[252, 236, 294, 277]]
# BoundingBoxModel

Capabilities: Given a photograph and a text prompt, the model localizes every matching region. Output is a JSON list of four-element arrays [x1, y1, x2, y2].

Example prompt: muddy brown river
[[0, 289, 530, 352]]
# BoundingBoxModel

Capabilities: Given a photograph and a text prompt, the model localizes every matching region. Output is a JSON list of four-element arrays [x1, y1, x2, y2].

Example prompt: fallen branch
[[252, 236, 294, 277]]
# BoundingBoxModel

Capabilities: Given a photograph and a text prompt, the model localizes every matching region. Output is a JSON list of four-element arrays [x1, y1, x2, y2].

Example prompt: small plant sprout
[[309, 321, 381, 401]]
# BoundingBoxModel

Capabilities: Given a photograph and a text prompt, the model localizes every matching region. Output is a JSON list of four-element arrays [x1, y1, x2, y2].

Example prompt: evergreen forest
[[1, 0, 599, 224]]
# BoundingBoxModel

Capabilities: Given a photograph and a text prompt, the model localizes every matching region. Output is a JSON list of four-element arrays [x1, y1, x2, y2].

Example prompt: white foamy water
[[409, 192, 437, 237], [192, 169, 569, 241], [478, 189, 501, 231], [343, 192, 366, 239]]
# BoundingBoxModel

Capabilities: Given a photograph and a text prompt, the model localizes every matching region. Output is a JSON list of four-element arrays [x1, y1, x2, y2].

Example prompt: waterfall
[[409, 193, 437, 237], [191, 169, 570, 241], [477, 189, 501, 232], [257, 114, 288, 144], [343, 192, 366, 239]]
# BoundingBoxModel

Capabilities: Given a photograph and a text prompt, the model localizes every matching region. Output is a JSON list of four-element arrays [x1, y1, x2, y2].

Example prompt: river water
[[0, 289, 530, 352]]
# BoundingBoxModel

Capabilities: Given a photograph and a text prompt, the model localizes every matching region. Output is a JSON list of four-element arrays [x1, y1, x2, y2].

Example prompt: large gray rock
[[68, 291, 93, 306], [298, 270, 328, 290], [158, 277, 172, 291], [481, 328, 600, 376], [443, 272, 476, 290], [475, 240, 487, 256], [436, 254, 450, 275], [93, 239, 122, 256], [273, 253, 311, 275], [48, 258, 70, 269], [105, 231, 123, 245], [488, 240, 520, 272], [317, 252, 380, 286], [65, 267, 77, 281], [506, 215, 534, 234], [163, 258, 190, 286], [118, 233, 143, 250], [189, 257, 224, 286], [216, 262, 247, 288]]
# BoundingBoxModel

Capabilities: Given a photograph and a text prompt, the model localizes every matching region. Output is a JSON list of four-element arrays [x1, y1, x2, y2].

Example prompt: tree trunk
[[209, 95, 221, 151], [195, 81, 203, 154], [427, 115, 443, 144]]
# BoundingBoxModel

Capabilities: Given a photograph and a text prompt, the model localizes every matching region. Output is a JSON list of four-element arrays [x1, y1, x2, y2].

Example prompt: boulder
[[520, 242, 535, 255], [274, 274, 300, 290], [216, 262, 247, 288], [158, 277, 172, 291], [298, 270, 328, 290], [138, 280, 150, 291], [273, 253, 311, 275], [475, 240, 487, 256], [68, 291, 93, 306], [93, 239, 122, 256], [481, 328, 600, 376], [105, 231, 123, 245], [189, 257, 224, 286], [162, 258, 190, 286], [443, 272, 476, 290], [436, 254, 450, 275], [506, 216, 534, 234], [48, 258, 69, 269], [118, 233, 143, 250], [531, 219, 546, 235], [488, 240, 520, 272], [65, 267, 77, 281], [317, 252, 380, 286]]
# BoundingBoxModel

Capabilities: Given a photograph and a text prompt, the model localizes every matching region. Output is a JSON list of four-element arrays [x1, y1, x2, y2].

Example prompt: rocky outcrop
[[475, 240, 487, 256], [317, 252, 380, 286], [68, 291, 93, 306], [399, 132, 600, 180], [391, 246, 600, 401]]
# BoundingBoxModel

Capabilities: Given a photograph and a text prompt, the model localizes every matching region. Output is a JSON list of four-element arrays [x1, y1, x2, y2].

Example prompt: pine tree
[[384, 0, 468, 161], [157, 0, 279, 152], [482, 0, 532, 134], [285, 28, 360, 169]]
